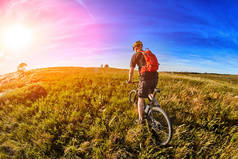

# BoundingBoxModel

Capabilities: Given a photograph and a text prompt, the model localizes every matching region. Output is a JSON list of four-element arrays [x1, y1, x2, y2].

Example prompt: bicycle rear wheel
[[148, 106, 172, 145]]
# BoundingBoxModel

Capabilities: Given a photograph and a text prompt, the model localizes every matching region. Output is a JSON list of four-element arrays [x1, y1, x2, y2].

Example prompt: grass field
[[0, 67, 238, 158]]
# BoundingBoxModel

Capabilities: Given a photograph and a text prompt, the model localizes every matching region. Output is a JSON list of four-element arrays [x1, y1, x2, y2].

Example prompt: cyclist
[[128, 40, 159, 124]]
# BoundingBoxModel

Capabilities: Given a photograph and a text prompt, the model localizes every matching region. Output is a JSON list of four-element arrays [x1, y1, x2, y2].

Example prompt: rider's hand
[[127, 80, 132, 84]]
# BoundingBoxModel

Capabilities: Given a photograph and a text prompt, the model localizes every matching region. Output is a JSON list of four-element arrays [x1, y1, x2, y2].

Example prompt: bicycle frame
[[129, 88, 161, 117], [128, 85, 173, 145], [141, 88, 159, 116], [129, 87, 160, 106], [147, 88, 160, 106]]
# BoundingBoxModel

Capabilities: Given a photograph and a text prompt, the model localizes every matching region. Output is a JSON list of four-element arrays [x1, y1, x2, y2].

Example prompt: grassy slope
[[0, 67, 238, 158]]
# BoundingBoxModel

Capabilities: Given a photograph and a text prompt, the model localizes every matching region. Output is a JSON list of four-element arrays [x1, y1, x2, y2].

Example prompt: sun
[[3, 24, 33, 50]]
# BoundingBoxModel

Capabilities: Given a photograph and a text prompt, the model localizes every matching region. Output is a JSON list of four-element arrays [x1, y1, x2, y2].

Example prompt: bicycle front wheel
[[148, 106, 173, 145], [129, 90, 138, 104]]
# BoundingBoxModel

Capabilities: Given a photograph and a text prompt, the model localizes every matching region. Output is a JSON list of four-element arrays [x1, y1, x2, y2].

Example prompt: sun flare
[[3, 24, 33, 50]]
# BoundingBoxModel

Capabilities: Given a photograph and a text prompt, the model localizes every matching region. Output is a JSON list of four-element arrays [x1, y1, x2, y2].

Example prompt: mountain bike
[[128, 82, 173, 145]]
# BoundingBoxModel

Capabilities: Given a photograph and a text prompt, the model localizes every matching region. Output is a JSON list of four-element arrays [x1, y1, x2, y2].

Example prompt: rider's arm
[[129, 67, 134, 82], [129, 53, 137, 82]]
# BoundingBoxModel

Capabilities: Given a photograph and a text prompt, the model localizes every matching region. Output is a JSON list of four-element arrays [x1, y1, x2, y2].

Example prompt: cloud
[[74, 0, 95, 21]]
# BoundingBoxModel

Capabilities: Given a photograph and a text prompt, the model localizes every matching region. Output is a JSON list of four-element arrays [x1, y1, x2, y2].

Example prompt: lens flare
[[3, 24, 33, 50]]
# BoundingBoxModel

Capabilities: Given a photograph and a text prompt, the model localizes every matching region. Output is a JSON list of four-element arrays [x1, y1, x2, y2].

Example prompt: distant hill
[[0, 67, 128, 92], [0, 67, 238, 158]]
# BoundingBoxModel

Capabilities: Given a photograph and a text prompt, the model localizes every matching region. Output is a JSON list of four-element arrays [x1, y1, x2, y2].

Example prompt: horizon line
[[0, 66, 237, 76]]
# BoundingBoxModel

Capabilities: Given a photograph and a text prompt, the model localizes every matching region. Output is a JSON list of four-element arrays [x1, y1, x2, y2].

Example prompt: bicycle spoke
[[149, 107, 172, 145]]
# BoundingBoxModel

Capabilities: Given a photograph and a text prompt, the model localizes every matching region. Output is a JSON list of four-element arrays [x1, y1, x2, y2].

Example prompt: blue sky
[[86, 0, 238, 74], [87, 0, 238, 74], [0, 0, 238, 74]]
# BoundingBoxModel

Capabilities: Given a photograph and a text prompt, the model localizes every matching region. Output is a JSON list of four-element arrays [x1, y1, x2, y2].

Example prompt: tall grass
[[0, 67, 237, 158]]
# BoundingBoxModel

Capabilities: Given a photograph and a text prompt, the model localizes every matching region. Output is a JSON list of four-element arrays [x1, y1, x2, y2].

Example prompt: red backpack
[[140, 50, 159, 74]]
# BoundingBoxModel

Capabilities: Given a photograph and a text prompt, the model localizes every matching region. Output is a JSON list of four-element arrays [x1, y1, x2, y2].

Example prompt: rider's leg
[[148, 74, 159, 105], [138, 97, 144, 121], [148, 93, 159, 105]]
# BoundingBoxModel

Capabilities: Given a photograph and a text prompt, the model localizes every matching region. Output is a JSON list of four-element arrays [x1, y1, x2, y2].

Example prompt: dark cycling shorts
[[138, 78, 158, 98]]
